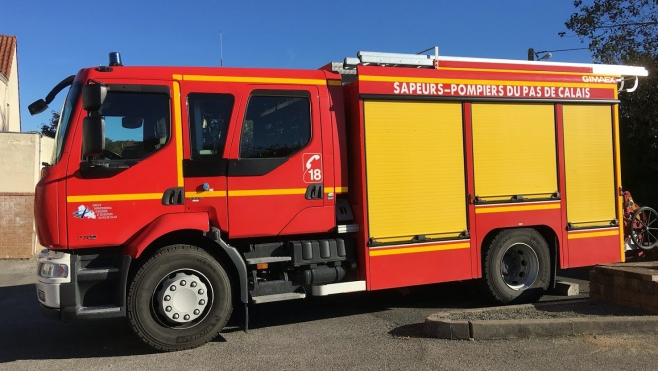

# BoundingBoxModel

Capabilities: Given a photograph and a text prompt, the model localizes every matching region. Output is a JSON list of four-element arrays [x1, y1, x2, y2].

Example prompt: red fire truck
[[30, 48, 647, 351]]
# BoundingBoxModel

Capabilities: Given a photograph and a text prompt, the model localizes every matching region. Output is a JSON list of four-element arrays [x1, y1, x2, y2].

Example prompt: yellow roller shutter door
[[364, 101, 467, 243], [563, 105, 616, 226], [472, 104, 558, 201]]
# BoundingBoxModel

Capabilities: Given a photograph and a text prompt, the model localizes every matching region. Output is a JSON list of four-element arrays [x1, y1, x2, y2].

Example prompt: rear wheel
[[127, 245, 233, 351], [480, 228, 550, 305]]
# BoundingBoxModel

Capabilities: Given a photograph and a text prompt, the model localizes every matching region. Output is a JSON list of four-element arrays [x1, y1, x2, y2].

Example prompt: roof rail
[[330, 47, 648, 93], [343, 46, 439, 69]]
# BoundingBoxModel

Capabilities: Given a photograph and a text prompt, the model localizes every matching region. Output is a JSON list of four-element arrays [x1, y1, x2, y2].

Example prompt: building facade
[[0, 35, 20, 133], [0, 133, 54, 258]]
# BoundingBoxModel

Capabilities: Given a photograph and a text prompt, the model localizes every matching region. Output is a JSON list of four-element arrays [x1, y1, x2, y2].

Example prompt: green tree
[[565, 0, 658, 207], [40, 110, 60, 138]]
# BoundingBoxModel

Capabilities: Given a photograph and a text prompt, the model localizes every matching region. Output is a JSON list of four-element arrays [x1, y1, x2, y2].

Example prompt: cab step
[[76, 305, 123, 319], [76, 267, 119, 281], [245, 256, 291, 265], [251, 293, 306, 304]]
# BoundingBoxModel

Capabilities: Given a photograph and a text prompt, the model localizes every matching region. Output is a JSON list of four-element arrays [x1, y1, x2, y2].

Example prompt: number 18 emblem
[[303, 153, 322, 183]]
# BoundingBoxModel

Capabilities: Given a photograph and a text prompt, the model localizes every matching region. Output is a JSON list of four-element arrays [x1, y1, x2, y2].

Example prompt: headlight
[[38, 262, 69, 279]]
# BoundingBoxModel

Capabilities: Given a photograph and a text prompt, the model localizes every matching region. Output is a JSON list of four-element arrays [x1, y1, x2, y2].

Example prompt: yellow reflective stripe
[[70, 187, 342, 203], [185, 191, 227, 198], [228, 188, 307, 197], [180, 75, 326, 85], [173, 81, 184, 187], [475, 202, 560, 214], [359, 75, 612, 90], [325, 186, 348, 194], [369, 242, 470, 257], [567, 229, 619, 239], [67, 193, 162, 202]]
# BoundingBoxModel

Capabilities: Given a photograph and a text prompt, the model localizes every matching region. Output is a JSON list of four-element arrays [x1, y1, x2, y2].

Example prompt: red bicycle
[[623, 191, 658, 259]]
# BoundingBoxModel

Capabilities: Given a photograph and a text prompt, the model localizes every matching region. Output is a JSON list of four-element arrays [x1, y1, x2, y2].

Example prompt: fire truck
[[30, 48, 648, 351]]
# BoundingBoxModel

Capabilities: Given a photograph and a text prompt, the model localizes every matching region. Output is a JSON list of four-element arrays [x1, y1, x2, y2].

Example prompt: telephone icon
[[306, 154, 321, 169]]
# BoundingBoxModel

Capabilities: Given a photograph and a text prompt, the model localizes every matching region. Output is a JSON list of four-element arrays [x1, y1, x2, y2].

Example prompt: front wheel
[[127, 245, 233, 351], [479, 228, 550, 305]]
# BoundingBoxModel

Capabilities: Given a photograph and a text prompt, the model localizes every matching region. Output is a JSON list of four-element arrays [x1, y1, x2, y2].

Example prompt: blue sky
[[4, 0, 594, 133]]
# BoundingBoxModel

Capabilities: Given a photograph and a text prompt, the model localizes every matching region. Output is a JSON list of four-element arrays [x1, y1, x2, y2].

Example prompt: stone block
[[548, 280, 580, 296], [470, 319, 573, 340], [639, 280, 655, 295], [572, 316, 658, 335], [424, 316, 471, 340], [613, 275, 626, 288], [626, 278, 640, 293]]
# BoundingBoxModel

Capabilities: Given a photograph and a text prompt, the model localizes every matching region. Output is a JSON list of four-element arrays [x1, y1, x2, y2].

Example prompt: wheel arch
[[479, 224, 560, 286], [123, 212, 210, 259], [124, 227, 248, 305]]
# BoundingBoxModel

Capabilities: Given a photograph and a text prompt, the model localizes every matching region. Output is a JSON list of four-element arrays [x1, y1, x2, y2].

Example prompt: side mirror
[[28, 99, 48, 116], [82, 116, 105, 157], [82, 84, 108, 112]]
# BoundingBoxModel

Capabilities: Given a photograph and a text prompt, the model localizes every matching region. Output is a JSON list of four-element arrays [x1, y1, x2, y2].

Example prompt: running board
[[312, 281, 366, 296], [251, 292, 306, 304], [76, 306, 122, 319], [245, 256, 291, 265]]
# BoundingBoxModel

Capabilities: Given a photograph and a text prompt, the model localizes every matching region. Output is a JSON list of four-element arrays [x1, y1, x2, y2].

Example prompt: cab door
[[226, 86, 333, 238], [180, 84, 237, 231], [65, 83, 182, 248]]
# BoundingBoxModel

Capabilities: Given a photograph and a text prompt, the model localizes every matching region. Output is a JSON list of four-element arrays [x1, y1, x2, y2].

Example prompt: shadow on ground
[[0, 280, 485, 360]]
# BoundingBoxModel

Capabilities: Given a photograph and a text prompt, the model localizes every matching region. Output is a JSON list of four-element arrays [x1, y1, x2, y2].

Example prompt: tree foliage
[[565, 0, 658, 63], [565, 0, 658, 207], [40, 110, 60, 138]]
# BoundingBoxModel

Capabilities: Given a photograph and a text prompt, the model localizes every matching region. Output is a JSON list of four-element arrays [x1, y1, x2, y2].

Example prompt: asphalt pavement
[[3, 258, 658, 371]]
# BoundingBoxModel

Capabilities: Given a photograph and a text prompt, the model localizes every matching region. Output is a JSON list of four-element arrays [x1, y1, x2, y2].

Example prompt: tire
[[127, 245, 233, 351], [479, 228, 550, 305], [630, 206, 658, 250]]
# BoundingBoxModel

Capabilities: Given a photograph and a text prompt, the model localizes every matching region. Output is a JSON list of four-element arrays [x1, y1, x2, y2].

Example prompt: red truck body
[[33, 50, 648, 350]]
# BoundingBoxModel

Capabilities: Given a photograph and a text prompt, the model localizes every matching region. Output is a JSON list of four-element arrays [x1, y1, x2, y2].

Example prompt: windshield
[[52, 82, 81, 164]]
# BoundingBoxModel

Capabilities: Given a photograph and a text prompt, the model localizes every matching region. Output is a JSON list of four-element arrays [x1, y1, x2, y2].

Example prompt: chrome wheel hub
[[501, 243, 539, 291], [156, 272, 209, 324]]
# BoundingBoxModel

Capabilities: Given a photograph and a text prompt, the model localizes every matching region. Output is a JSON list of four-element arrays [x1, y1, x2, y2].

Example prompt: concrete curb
[[424, 300, 658, 340]]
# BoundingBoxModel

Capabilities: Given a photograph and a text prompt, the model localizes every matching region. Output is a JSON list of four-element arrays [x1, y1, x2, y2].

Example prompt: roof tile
[[0, 35, 17, 80]]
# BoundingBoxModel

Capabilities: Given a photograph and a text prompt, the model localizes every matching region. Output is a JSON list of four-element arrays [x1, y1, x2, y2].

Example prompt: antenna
[[220, 31, 223, 66]]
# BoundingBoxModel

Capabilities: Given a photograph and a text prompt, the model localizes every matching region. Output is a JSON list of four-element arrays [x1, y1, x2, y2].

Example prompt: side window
[[240, 92, 311, 159], [100, 91, 170, 160], [188, 93, 234, 159]]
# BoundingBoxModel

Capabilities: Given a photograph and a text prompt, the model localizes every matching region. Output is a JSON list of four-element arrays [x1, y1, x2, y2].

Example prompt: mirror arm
[[44, 75, 75, 105]]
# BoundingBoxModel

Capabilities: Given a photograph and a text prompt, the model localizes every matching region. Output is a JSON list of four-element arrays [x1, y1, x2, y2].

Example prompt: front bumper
[[35, 248, 131, 321], [36, 249, 71, 317], [36, 279, 63, 310]]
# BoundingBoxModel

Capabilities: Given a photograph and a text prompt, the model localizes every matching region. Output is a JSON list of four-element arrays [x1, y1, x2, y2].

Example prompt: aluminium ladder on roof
[[331, 46, 648, 92]]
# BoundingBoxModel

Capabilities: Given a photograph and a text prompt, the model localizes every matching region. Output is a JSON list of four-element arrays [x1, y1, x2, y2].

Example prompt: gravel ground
[[446, 300, 654, 321]]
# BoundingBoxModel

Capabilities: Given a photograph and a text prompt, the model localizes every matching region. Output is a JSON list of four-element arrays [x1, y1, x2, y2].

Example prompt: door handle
[[162, 187, 184, 205], [305, 184, 323, 200]]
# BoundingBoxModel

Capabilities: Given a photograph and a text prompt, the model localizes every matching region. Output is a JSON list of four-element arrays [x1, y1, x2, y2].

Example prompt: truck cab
[[34, 54, 355, 351]]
